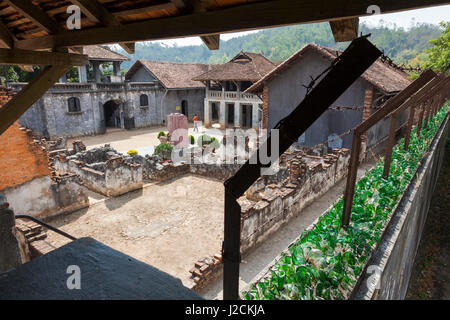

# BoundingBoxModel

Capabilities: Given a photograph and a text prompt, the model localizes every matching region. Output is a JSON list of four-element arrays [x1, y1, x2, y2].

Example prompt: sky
[[152, 4, 450, 47]]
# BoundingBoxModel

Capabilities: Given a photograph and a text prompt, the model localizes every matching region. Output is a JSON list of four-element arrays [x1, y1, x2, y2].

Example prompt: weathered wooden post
[[382, 115, 398, 178], [404, 104, 416, 150]]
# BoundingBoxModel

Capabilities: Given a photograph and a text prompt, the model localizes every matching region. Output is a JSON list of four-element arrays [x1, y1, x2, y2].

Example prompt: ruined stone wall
[[2, 174, 89, 219], [55, 145, 143, 197], [240, 149, 351, 254]]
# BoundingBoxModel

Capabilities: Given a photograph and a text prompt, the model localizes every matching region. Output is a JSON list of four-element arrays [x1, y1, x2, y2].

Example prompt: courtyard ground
[[68, 123, 227, 155], [45, 174, 224, 286]]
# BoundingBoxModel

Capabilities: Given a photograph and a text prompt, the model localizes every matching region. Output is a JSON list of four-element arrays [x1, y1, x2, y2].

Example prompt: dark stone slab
[[0, 237, 203, 300]]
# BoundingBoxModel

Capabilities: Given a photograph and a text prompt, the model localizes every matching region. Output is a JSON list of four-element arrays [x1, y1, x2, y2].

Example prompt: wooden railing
[[341, 69, 449, 228], [207, 90, 261, 102], [8, 81, 159, 93]]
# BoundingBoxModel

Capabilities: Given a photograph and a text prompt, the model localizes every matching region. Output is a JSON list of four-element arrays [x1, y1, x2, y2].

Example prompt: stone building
[[14, 49, 211, 139], [15, 45, 135, 138], [246, 44, 412, 149], [125, 60, 209, 123], [192, 51, 278, 129]]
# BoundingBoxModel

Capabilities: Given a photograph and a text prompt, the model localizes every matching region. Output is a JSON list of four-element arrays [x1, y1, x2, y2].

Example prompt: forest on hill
[[1, 20, 445, 83], [118, 21, 443, 69]]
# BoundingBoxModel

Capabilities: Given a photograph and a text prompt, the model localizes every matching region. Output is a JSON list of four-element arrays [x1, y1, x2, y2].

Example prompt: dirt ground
[[46, 174, 224, 286], [406, 139, 450, 300]]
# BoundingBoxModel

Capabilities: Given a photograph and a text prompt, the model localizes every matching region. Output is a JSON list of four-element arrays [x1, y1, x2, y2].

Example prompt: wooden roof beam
[[0, 48, 88, 67], [14, 0, 450, 51], [4, 0, 60, 34], [0, 21, 14, 48], [0, 21, 35, 72], [68, 0, 135, 54], [329, 18, 359, 42], [172, 0, 221, 50]]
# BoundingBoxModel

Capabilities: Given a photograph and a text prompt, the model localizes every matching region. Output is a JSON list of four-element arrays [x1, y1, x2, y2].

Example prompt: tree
[[425, 21, 450, 74]]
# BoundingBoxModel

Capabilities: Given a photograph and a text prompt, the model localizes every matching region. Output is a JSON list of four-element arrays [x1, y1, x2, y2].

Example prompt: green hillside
[[118, 21, 442, 69]]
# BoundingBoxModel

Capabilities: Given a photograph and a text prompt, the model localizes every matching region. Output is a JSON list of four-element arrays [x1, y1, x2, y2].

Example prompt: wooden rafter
[[171, 0, 221, 50], [13, 0, 450, 51], [0, 65, 73, 136], [4, 0, 61, 34], [68, 0, 135, 54], [329, 18, 359, 42], [0, 21, 14, 48], [0, 20, 35, 72]]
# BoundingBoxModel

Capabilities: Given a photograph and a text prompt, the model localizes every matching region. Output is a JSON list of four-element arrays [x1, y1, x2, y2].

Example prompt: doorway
[[181, 100, 188, 116], [211, 102, 219, 122], [103, 100, 121, 129], [227, 104, 235, 127], [241, 105, 253, 128]]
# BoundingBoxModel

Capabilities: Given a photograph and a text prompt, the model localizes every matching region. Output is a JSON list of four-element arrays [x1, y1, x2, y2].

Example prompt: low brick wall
[[15, 219, 56, 261]]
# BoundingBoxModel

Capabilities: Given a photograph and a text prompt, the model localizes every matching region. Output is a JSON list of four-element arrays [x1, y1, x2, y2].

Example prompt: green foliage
[[117, 22, 442, 70], [424, 21, 450, 73], [197, 134, 220, 149], [189, 135, 195, 145], [154, 142, 173, 160], [127, 149, 138, 156], [243, 102, 449, 300], [157, 131, 166, 139]]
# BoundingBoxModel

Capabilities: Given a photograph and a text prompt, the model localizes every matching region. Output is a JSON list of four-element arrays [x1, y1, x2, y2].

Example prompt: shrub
[[189, 135, 195, 145], [197, 134, 220, 149], [127, 149, 138, 156], [154, 142, 173, 160], [157, 131, 166, 139]]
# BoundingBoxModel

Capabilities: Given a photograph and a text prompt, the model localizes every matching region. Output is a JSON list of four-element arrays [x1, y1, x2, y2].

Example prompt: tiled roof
[[246, 43, 411, 94], [80, 45, 130, 62], [192, 52, 278, 82], [125, 60, 209, 89]]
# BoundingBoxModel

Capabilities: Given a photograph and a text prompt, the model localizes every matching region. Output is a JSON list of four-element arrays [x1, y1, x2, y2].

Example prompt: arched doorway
[[103, 100, 121, 129]]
